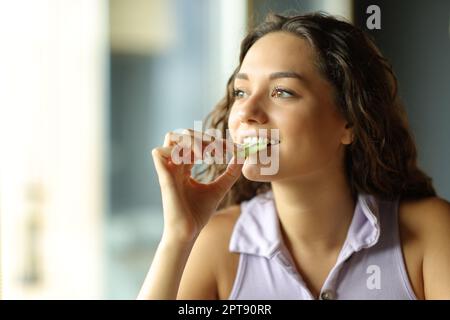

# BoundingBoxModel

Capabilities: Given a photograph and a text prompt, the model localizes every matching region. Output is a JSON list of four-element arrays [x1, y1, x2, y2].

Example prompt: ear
[[341, 123, 354, 145]]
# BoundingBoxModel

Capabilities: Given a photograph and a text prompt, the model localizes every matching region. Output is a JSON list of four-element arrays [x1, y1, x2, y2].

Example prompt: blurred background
[[0, 0, 448, 299]]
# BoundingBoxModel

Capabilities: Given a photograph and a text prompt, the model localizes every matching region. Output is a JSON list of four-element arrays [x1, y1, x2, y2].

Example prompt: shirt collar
[[229, 190, 381, 258]]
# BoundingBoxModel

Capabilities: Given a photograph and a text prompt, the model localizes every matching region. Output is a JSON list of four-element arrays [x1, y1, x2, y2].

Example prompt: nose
[[237, 95, 268, 125]]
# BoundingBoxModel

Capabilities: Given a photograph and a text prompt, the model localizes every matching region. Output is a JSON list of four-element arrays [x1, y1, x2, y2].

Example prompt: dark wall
[[355, 0, 450, 199]]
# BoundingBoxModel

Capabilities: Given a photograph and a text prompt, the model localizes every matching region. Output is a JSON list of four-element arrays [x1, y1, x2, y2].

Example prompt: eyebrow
[[235, 71, 308, 84]]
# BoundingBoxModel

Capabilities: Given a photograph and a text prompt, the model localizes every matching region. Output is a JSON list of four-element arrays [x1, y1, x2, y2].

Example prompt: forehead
[[239, 32, 317, 76]]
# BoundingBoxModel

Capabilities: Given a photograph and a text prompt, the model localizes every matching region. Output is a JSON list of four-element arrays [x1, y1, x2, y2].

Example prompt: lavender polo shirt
[[228, 191, 417, 300]]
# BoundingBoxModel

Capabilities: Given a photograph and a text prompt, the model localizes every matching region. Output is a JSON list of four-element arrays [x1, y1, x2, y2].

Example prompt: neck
[[271, 164, 356, 253]]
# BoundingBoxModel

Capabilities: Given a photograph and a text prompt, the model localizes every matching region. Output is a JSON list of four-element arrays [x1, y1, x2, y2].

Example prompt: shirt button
[[320, 290, 335, 300]]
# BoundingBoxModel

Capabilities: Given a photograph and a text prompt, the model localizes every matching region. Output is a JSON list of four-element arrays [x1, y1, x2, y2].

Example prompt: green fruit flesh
[[237, 141, 268, 158]]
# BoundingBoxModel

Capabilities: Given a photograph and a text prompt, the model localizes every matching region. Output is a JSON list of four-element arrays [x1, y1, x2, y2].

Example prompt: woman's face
[[228, 31, 352, 182]]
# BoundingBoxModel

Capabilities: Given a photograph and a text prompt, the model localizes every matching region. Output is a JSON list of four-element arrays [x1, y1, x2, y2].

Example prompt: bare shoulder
[[197, 205, 241, 253], [207, 205, 242, 236], [202, 205, 242, 299], [399, 196, 450, 234], [177, 205, 241, 299], [399, 196, 450, 299]]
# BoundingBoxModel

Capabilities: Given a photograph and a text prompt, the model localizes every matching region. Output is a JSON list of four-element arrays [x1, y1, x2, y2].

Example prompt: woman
[[138, 12, 450, 300]]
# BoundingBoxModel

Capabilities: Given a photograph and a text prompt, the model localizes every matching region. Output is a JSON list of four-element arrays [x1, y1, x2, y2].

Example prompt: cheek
[[227, 110, 240, 140], [302, 123, 340, 156], [301, 99, 343, 136], [277, 108, 313, 140], [314, 111, 345, 145], [282, 105, 343, 156]]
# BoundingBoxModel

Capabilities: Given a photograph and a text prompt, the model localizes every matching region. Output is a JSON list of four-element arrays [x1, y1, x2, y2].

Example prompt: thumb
[[210, 156, 243, 194], [151, 147, 177, 188]]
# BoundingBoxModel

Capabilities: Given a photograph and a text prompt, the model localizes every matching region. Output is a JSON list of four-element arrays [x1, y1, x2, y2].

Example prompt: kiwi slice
[[237, 140, 268, 158]]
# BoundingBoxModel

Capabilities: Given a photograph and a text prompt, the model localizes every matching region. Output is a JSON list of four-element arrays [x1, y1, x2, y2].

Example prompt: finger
[[209, 156, 243, 193], [155, 146, 171, 159], [171, 130, 224, 151], [165, 132, 202, 162], [151, 147, 176, 187], [164, 132, 176, 148], [179, 129, 218, 145], [165, 130, 236, 163]]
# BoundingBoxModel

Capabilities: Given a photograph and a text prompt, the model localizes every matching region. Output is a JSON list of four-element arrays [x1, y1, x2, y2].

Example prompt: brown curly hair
[[194, 12, 436, 209]]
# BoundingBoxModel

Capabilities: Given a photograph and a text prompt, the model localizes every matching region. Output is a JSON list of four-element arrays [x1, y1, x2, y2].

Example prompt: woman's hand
[[151, 129, 243, 243]]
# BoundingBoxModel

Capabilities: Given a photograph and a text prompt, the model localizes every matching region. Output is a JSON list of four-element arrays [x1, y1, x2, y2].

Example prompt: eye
[[233, 89, 247, 99], [271, 87, 294, 98]]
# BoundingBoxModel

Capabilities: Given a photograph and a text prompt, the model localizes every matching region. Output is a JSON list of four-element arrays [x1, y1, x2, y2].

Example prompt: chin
[[241, 161, 280, 181]]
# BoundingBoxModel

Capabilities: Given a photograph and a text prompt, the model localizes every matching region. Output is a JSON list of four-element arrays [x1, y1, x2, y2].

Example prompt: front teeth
[[243, 136, 267, 145], [269, 139, 279, 145], [242, 137, 279, 145]]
